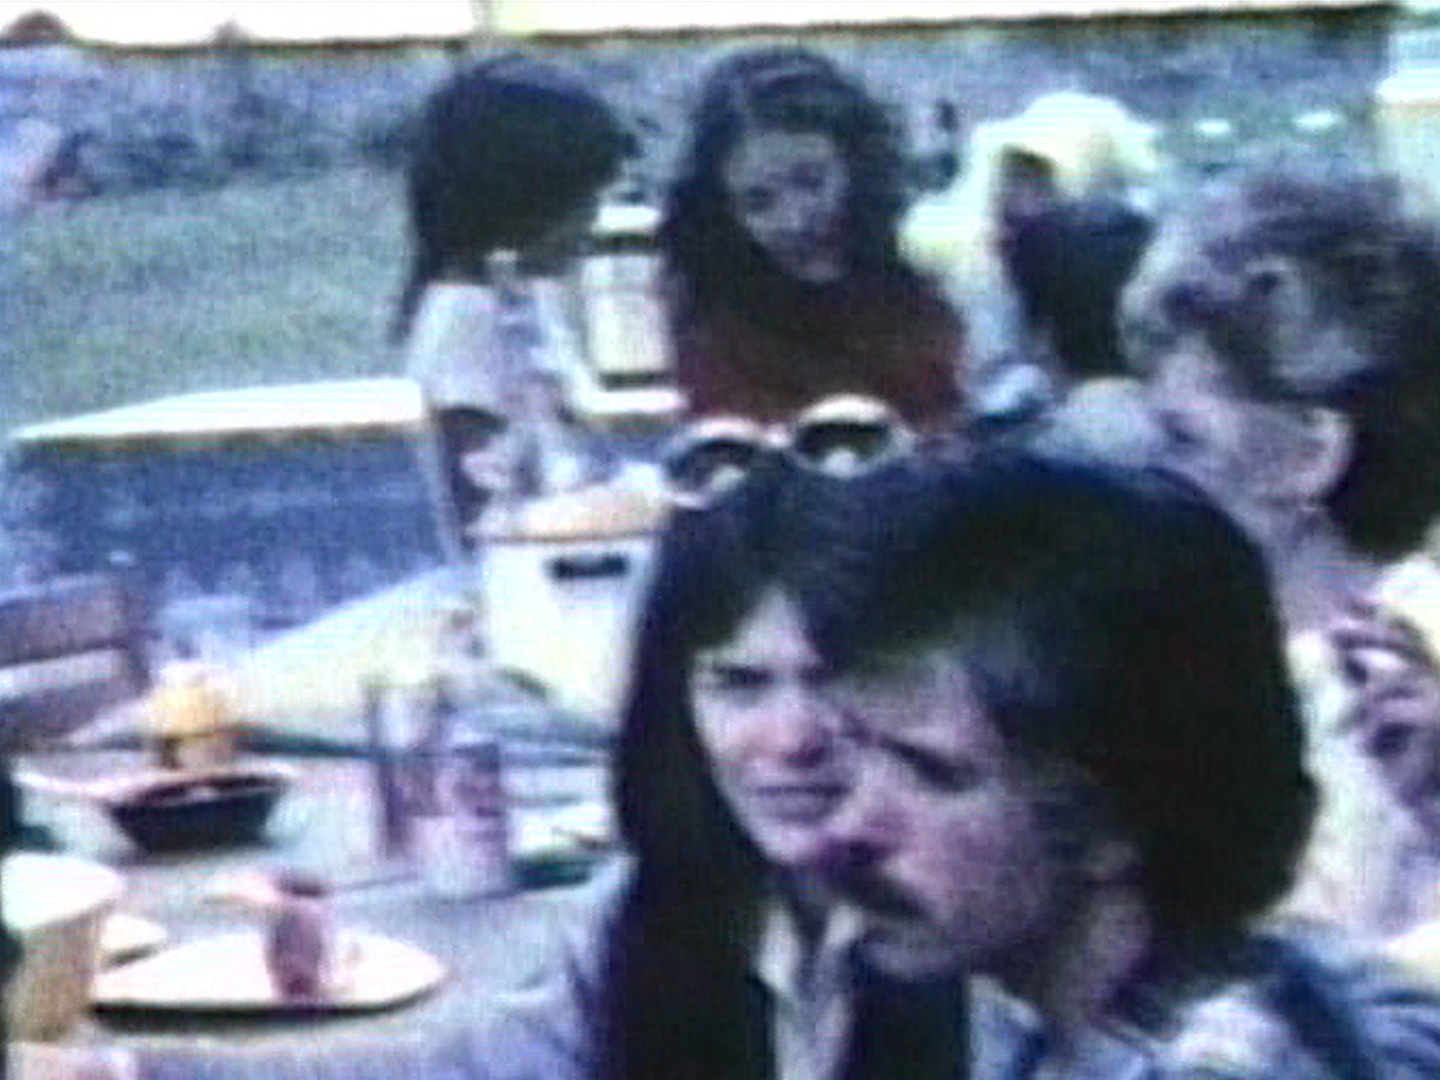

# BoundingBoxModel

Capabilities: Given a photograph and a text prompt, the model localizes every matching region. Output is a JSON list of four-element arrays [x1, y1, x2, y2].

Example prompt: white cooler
[[476, 473, 666, 728]]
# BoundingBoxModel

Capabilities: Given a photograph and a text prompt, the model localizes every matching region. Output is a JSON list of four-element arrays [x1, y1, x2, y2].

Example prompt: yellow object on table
[[144, 661, 235, 768], [146, 661, 231, 739]]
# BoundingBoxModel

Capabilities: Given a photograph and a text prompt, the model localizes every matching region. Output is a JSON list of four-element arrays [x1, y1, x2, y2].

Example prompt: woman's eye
[[697, 664, 771, 698], [738, 189, 775, 218]]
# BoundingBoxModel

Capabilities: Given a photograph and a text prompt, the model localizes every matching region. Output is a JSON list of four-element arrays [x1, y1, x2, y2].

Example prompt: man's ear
[[1288, 405, 1353, 505], [1081, 835, 1141, 886]]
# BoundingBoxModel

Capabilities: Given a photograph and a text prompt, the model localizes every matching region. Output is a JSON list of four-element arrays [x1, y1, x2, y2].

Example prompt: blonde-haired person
[[901, 91, 1161, 428]]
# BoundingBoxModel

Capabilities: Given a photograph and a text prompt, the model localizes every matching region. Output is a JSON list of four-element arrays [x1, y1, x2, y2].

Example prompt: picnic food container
[[108, 768, 291, 853], [475, 474, 663, 725], [17, 761, 296, 854]]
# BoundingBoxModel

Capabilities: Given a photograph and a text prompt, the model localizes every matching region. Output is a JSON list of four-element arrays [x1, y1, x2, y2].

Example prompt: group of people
[[399, 46, 969, 561], [17, 41, 1440, 1080], [386, 40, 1440, 1079]]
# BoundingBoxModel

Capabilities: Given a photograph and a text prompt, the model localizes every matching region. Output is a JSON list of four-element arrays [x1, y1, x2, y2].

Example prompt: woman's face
[[723, 128, 849, 284], [817, 652, 1071, 981], [1135, 331, 1319, 544], [1123, 218, 1364, 547], [690, 589, 852, 867]]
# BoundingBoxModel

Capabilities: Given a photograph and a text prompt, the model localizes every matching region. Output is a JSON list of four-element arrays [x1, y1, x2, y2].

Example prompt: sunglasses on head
[[660, 395, 918, 510]]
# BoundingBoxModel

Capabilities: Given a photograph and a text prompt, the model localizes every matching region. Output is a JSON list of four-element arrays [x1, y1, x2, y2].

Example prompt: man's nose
[[819, 761, 899, 868]]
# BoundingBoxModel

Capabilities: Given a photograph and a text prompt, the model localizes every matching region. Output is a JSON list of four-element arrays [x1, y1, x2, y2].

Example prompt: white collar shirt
[[753, 898, 865, 1080]]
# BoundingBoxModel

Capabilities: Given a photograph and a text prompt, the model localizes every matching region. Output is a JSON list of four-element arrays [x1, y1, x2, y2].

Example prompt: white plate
[[93, 930, 445, 1014], [101, 913, 168, 965]]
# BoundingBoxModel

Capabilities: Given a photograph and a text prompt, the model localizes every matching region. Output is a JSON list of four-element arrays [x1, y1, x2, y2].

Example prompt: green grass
[[8, 167, 409, 429]]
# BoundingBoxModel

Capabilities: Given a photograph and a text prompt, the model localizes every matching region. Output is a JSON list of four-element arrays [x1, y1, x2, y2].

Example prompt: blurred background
[[1, 0, 1416, 427]]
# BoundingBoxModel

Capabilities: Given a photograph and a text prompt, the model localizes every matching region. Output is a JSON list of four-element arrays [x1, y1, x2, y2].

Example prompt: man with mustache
[[816, 456, 1440, 1078]]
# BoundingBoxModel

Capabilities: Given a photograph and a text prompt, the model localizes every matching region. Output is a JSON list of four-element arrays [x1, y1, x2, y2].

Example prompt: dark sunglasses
[[660, 395, 918, 510]]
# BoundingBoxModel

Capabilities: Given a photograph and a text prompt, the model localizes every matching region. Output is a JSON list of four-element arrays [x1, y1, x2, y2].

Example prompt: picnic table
[[12, 746, 612, 1058]]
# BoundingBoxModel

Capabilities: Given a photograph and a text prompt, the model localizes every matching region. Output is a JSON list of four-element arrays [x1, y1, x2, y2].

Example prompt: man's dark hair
[[856, 457, 1316, 944], [393, 53, 627, 340]]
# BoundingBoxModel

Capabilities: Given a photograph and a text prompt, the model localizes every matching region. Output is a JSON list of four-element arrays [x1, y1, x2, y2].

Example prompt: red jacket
[[669, 270, 966, 433]]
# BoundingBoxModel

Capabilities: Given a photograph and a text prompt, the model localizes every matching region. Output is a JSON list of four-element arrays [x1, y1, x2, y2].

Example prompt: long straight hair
[[601, 456, 960, 1080]]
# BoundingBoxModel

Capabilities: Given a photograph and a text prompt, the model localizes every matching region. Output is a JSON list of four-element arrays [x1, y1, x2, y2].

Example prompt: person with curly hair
[[1122, 162, 1440, 937], [662, 47, 965, 432]]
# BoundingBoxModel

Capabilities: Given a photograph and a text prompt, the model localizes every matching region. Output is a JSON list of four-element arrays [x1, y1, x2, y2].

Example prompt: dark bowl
[[105, 772, 289, 853]]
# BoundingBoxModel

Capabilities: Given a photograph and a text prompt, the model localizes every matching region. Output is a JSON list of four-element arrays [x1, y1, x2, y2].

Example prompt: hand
[[1332, 597, 1440, 839]]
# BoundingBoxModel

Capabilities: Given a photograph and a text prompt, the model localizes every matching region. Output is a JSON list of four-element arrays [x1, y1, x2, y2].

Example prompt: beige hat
[[983, 92, 1160, 202]]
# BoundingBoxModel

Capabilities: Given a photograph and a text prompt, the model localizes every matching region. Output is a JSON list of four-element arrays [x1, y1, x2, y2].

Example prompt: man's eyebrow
[[874, 734, 942, 764], [837, 654, 931, 679], [870, 733, 976, 784]]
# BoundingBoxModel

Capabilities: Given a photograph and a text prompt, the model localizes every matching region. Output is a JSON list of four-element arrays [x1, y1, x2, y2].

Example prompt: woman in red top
[[661, 48, 967, 433]]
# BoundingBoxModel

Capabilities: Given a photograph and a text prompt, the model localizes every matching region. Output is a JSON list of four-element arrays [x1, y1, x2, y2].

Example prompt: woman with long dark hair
[[598, 440, 970, 1080], [662, 47, 966, 432]]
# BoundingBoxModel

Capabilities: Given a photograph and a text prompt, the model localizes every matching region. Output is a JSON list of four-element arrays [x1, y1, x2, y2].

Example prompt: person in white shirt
[[395, 55, 629, 557]]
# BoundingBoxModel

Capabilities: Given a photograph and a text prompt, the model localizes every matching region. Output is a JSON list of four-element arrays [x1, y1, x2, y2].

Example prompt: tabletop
[[12, 747, 613, 1056]]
